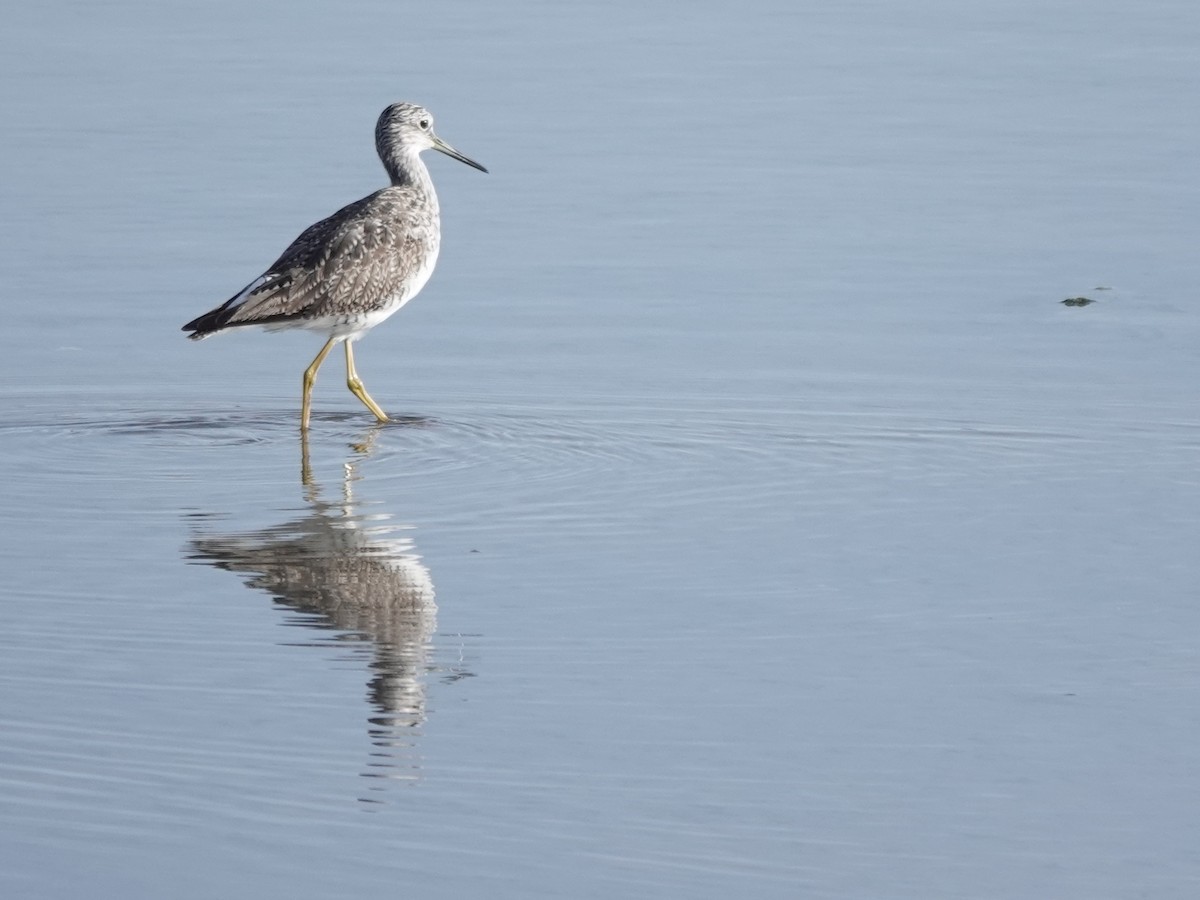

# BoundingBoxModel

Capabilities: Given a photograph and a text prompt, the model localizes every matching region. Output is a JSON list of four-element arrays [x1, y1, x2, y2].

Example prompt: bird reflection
[[187, 427, 459, 796]]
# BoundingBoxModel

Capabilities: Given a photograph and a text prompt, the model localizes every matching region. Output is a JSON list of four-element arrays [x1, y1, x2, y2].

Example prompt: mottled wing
[[184, 188, 430, 337]]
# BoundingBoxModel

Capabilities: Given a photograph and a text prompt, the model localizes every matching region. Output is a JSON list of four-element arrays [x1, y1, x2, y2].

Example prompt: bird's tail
[[181, 308, 231, 340]]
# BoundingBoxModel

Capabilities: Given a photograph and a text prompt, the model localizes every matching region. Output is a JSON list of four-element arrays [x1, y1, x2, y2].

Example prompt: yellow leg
[[301, 337, 338, 430], [345, 341, 389, 423]]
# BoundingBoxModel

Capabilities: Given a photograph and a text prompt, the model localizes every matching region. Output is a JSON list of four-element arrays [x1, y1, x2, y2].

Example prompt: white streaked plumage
[[183, 102, 486, 428]]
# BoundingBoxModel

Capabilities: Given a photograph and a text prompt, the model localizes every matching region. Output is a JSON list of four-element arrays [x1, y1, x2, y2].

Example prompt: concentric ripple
[[0, 391, 1117, 494]]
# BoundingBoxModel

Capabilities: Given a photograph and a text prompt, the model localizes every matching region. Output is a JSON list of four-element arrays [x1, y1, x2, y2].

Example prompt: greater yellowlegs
[[183, 102, 486, 428]]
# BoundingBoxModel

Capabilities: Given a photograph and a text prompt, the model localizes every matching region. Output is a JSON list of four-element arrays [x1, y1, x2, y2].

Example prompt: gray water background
[[2, 1, 1199, 897]]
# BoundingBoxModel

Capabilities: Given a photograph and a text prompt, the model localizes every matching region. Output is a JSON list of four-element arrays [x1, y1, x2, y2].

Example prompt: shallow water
[[3, 1, 1200, 898]]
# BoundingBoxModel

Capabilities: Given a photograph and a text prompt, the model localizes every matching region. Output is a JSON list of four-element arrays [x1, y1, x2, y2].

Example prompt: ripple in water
[[0, 390, 1120, 495]]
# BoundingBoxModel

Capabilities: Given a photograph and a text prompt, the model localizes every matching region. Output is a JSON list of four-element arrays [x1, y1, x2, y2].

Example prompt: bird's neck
[[382, 149, 435, 196]]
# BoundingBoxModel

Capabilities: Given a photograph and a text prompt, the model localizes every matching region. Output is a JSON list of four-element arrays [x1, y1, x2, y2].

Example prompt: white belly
[[274, 243, 440, 342]]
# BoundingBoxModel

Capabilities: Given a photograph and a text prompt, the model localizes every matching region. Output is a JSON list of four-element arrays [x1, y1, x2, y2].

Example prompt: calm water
[[3, 1, 1200, 897]]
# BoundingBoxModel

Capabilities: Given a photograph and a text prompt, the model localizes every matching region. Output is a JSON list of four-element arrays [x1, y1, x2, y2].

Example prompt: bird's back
[[184, 184, 440, 339]]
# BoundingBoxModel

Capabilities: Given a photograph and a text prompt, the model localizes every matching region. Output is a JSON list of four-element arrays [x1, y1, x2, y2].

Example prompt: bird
[[182, 102, 487, 429]]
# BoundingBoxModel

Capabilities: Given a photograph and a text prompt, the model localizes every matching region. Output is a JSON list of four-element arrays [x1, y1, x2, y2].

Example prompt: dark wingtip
[[182, 308, 228, 339]]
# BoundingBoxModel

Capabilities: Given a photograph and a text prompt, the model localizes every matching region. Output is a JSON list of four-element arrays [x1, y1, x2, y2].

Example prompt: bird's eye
[[418, 119, 430, 130]]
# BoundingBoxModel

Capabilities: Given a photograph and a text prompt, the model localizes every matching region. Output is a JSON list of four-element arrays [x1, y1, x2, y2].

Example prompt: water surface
[[2, 1, 1199, 897]]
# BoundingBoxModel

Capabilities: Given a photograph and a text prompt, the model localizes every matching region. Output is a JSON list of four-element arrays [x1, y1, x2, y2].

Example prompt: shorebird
[[182, 102, 486, 428]]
